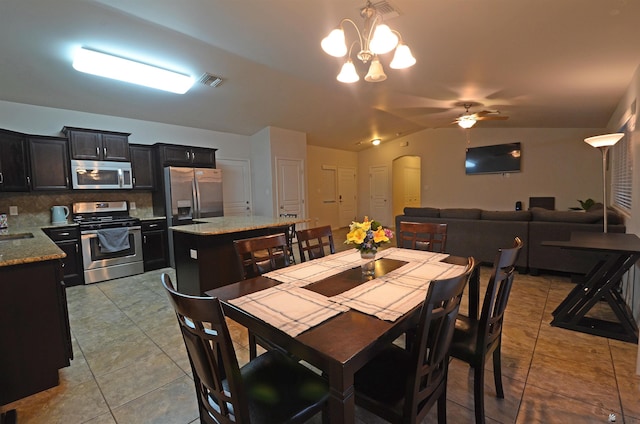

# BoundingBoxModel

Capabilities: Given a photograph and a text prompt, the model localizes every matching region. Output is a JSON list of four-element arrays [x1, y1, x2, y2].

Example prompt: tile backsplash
[[0, 191, 155, 227]]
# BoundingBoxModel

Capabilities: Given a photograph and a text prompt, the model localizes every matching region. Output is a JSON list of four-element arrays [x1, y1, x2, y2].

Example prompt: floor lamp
[[584, 133, 624, 233]]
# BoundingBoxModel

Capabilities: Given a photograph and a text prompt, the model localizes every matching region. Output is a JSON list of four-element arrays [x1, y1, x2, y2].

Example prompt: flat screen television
[[465, 142, 521, 175]]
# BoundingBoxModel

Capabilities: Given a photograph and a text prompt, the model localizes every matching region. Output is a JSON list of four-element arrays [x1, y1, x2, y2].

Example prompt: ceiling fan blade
[[476, 115, 509, 121]]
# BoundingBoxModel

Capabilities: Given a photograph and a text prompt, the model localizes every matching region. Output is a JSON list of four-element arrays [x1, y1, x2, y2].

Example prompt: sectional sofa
[[395, 205, 625, 275]]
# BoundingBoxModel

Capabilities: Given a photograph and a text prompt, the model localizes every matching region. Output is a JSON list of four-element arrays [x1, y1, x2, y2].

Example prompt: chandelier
[[321, 1, 416, 83]]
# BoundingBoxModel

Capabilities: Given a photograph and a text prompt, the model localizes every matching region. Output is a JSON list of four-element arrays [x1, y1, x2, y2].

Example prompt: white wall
[[356, 127, 608, 217]]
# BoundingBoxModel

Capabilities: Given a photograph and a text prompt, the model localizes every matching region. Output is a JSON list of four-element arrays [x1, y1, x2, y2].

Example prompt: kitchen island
[[0, 228, 73, 409], [170, 215, 305, 295]]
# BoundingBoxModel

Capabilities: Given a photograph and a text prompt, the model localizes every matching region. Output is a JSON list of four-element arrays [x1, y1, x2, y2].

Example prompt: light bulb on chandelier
[[321, 1, 415, 83]]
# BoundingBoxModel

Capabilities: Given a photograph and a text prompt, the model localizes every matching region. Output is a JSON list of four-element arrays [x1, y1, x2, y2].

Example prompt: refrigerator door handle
[[192, 176, 201, 218]]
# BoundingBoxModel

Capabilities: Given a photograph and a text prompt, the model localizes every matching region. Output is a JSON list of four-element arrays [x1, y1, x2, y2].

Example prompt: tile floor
[[2, 232, 640, 424]]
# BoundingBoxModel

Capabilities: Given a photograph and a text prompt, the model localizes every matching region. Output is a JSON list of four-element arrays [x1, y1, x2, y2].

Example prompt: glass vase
[[360, 249, 377, 279]]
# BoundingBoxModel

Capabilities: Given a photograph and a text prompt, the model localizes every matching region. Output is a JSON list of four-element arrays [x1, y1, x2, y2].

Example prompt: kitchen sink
[[0, 232, 34, 241]]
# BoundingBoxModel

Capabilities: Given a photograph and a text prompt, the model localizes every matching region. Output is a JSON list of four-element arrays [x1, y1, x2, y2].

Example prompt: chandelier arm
[[340, 18, 365, 53], [363, 14, 382, 51]]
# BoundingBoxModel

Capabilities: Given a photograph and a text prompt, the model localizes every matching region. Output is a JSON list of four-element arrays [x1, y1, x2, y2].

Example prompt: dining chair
[[448, 237, 523, 424], [233, 233, 291, 280], [268, 213, 297, 264], [397, 221, 448, 253], [296, 225, 335, 262], [161, 274, 329, 424], [353, 257, 476, 424], [233, 233, 291, 358]]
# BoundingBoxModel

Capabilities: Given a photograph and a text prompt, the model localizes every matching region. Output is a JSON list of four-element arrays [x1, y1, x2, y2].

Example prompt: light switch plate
[[9, 206, 18, 215], [130, 202, 136, 210]]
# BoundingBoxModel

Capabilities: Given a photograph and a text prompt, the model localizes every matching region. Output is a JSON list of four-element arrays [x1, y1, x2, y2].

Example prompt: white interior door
[[217, 158, 252, 216], [338, 167, 357, 225], [370, 165, 391, 226], [276, 157, 304, 218]]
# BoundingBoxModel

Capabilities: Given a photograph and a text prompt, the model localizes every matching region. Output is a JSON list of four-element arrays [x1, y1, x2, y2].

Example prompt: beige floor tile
[[83, 413, 117, 424], [82, 332, 163, 376], [534, 323, 612, 363], [111, 375, 199, 424], [616, 374, 640, 419], [527, 350, 619, 410], [95, 352, 187, 408], [517, 384, 622, 424]]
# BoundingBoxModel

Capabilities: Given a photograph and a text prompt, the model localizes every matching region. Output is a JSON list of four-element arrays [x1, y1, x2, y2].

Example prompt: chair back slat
[[296, 225, 335, 262], [405, 257, 475, 422], [161, 274, 249, 424], [233, 233, 290, 280], [479, 237, 523, 352], [397, 221, 448, 253]]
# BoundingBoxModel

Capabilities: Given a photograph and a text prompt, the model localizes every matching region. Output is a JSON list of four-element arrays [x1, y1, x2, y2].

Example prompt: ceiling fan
[[453, 103, 509, 128]]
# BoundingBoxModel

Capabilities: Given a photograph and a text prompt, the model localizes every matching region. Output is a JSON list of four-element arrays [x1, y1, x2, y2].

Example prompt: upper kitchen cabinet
[[28, 135, 70, 190], [0, 128, 29, 192], [129, 144, 156, 190], [155, 143, 216, 168], [63, 127, 131, 162]]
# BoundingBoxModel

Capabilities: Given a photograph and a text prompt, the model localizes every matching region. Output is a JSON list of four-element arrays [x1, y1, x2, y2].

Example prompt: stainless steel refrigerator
[[164, 166, 223, 225], [164, 166, 223, 266]]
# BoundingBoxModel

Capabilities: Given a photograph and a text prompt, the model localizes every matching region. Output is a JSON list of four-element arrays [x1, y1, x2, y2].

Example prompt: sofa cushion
[[530, 207, 600, 223], [403, 207, 440, 218], [439, 208, 482, 220], [586, 204, 623, 225], [481, 210, 532, 221]]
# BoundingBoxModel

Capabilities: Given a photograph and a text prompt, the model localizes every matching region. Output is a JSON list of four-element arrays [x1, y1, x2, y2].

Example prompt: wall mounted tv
[[465, 142, 521, 175]]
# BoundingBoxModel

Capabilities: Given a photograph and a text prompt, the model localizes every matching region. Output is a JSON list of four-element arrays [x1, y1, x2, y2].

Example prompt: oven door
[[71, 160, 133, 189], [81, 227, 143, 271]]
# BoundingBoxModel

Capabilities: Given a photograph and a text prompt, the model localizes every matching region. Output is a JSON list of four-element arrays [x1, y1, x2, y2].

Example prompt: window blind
[[611, 121, 633, 212]]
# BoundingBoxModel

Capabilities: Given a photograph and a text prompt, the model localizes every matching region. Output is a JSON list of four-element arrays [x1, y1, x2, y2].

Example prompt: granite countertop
[[170, 215, 308, 236], [0, 226, 65, 267]]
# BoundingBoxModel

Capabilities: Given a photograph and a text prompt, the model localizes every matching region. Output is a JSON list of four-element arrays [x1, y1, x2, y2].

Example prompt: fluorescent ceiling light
[[73, 47, 194, 94]]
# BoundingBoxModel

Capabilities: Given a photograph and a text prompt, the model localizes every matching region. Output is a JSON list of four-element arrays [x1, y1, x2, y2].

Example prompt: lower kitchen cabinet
[[43, 226, 84, 286], [0, 259, 73, 405], [142, 219, 168, 271]]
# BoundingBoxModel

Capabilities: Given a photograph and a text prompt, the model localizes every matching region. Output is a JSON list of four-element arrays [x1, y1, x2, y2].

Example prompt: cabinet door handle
[[103, 147, 107, 157], [0, 172, 3, 184], [75, 244, 78, 253], [59, 232, 70, 236], [148, 223, 159, 228], [143, 235, 147, 243], [96, 146, 100, 156], [65, 177, 69, 186], [185, 151, 190, 160], [27, 176, 31, 186]]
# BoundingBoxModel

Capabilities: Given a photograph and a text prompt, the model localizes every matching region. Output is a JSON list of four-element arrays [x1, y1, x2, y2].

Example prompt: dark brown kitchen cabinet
[[155, 143, 216, 168], [43, 226, 84, 286], [0, 259, 72, 405], [142, 219, 168, 271], [130, 144, 156, 190], [0, 128, 29, 192], [63, 127, 131, 162], [28, 136, 70, 190]]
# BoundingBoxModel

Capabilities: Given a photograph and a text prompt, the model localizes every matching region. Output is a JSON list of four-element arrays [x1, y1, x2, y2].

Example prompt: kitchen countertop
[[0, 227, 65, 267], [0, 216, 167, 268], [170, 215, 308, 236]]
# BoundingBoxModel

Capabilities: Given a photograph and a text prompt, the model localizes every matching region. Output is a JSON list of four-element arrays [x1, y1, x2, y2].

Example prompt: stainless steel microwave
[[70, 160, 133, 189]]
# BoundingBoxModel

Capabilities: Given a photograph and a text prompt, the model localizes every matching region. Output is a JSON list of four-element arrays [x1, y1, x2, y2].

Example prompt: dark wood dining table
[[205, 252, 474, 423]]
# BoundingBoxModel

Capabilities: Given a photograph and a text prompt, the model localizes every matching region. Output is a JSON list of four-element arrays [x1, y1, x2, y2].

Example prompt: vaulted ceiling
[[1, 0, 638, 151]]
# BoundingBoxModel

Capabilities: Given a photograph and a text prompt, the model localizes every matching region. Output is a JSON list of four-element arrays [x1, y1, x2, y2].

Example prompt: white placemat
[[228, 286, 349, 337]]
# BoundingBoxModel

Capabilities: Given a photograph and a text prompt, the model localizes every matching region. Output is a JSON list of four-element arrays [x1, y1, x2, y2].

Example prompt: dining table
[[543, 231, 640, 343], [205, 247, 475, 423]]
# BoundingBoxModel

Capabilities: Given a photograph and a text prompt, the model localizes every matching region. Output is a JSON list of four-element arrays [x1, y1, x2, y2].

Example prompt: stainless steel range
[[73, 201, 143, 284]]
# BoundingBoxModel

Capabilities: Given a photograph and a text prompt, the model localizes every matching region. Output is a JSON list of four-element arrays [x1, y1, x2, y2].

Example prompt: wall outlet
[[130, 202, 136, 210], [9, 206, 18, 215]]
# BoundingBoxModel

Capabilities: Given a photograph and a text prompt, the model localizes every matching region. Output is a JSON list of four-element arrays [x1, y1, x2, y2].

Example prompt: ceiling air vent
[[199, 73, 223, 88], [367, 1, 400, 19]]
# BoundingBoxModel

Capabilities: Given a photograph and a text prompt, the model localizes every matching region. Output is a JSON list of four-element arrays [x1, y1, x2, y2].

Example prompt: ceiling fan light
[[321, 28, 347, 57], [337, 59, 360, 83], [389, 43, 416, 69], [370, 24, 398, 54], [364, 58, 387, 82], [458, 116, 477, 129]]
